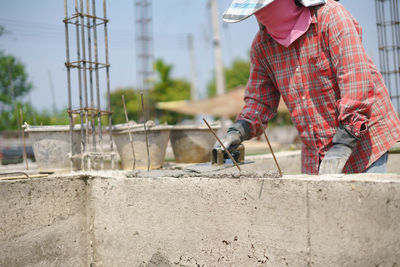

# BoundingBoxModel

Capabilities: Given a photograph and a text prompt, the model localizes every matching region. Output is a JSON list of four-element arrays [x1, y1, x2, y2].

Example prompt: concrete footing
[[1, 172, 400, 266]]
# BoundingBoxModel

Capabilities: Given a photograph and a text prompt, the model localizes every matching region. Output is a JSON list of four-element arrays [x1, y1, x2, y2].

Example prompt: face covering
[[255, 0, 312, 47]]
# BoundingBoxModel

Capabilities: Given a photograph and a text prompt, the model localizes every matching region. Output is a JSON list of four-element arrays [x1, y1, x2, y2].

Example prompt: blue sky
[[0, 0, 378, 111]]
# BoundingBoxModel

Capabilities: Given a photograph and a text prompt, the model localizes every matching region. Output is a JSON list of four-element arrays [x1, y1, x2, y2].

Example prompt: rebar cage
[[375, 0, 400, 116], [63, 0, 115, 171]]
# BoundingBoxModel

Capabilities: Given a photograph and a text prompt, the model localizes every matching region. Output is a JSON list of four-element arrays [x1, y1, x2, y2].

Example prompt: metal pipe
[[203, 118, 241, 171]]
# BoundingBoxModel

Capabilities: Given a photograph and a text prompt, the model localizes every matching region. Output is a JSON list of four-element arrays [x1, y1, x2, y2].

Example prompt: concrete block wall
[[0, 176, 88, 267], [1, 172, 400, 266]]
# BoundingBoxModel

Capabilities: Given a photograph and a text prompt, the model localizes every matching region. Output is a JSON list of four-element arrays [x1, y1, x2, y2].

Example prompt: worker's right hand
[[214, 130, 242, 152]]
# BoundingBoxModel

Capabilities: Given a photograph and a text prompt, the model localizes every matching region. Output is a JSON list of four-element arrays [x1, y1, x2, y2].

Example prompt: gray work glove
[[319, 124, 359, 174], [214, 120, 251, 152]]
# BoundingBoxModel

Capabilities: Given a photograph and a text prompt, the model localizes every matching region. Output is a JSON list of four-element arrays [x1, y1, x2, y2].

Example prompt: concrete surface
[[0, 176, 88, 267], [1, 171, 400, 266]]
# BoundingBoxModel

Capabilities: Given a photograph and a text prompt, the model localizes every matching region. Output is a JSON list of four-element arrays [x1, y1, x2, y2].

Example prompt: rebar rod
[[86, 0, 97, 153], [92, 0, 104, 166], [122, 95, 136, 170], [75, 0, 86, 169], [79, 0, 91, 170], [19, 109, 28, 171], [141, 93, 150, 171], [256, 114, 283, 177], [203, 118, 241, 171], [103, 0, 114, 169], [64, 0, 74, 171]]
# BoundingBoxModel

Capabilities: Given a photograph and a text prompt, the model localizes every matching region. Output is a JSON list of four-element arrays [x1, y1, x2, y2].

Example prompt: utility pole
[[187, 34, 198, 101], [210, 0, 226, 96], [135, 0, 153, 119]]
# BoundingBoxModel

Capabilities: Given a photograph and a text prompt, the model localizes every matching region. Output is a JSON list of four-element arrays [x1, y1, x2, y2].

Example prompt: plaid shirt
[[237, 0, 400, 174]]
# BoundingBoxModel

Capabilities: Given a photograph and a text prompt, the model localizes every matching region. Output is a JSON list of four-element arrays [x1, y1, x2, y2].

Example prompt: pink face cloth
[[255, 0, 312, 47]]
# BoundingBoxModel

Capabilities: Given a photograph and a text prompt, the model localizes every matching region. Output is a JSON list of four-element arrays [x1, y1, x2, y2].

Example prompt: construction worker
[[217, 0, 400, 174]]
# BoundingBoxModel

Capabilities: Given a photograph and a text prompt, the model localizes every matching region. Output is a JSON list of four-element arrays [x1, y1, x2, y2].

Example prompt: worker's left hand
[[319, 144, 352, 174]]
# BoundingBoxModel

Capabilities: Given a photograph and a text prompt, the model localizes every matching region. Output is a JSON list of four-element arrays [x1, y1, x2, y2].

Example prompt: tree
[[207, 58, 250, 97], [109, 59, 192, 125], [0, 52, 33, 113], [149, 59, 191, 124], [109, 87, 142, 124], [0, 50, 37, 130]]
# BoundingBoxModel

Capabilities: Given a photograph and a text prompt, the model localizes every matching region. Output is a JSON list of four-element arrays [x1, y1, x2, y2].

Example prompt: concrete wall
[[1, 172, 400, 266], [0, 176, 88, 267], [90, 173, 400, 266]]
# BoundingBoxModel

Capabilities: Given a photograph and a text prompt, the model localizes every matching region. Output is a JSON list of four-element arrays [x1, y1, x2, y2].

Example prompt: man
[[217, 0, 400, 174]]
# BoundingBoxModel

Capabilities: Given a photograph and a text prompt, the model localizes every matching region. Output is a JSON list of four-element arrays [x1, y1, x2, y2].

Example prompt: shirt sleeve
[[326, 5, 374, 138], [236, 34, 280, 138]]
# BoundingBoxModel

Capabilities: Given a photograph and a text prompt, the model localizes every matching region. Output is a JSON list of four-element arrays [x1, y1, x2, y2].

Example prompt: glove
[[214, 120, 251, 152], [319, 144, 352, 174], [319, 124, 359, 174]]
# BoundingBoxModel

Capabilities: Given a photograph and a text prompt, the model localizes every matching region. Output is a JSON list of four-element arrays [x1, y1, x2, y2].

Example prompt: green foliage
[[110, 59, 192, 125], [208, 58, 250, 97], [0, 51, 33, 110], [109, 87, 142, 124], [149, 59, 191, 124]]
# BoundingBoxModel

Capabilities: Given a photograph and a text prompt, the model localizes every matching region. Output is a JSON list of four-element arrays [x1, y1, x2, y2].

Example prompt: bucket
[[113, 123, 171, 170], [170, 123, 221, 163], [25, 124, 82, 173]]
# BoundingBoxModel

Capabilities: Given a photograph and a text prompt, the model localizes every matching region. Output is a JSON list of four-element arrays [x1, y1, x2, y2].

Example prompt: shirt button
[[302, 96, 306, 100], [355, 132, 359, 136], [296, 67, 300, 72]]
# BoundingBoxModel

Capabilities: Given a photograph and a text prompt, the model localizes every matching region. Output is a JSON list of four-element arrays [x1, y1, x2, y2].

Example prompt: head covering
[[222, 0, 325, 23], [255, 0, 312, 47], [222, 0, 276, 23]]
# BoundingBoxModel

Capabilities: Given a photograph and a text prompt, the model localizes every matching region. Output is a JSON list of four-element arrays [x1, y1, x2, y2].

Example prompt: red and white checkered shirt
[[237, 0, 400, 174]]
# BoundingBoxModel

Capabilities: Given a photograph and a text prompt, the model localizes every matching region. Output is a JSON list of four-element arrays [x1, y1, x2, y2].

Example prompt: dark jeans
[[363, 152, 389, 173]]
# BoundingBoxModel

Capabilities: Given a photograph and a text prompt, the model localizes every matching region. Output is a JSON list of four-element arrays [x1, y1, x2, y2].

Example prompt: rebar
[[256, 114, 283, 177], [141, 93, 151, 171], [122, 95, 136, 170], [375, 0, 400, 116], [63, 0, 114, 171]]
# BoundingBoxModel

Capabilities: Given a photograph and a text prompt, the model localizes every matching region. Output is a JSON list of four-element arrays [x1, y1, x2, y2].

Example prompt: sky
[[0, 0, 378, 111]]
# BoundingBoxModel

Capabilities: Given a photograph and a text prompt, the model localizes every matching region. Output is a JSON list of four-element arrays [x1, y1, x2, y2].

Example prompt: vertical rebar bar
[[141, 93, 150, 171], [86, 0, 96, 152], [19, 109, 28, 171], [75, 0, 86, 169], [79, 0, 90, 170], [92, 0, 104, 166], [122, 95, 135, 170], [64, 0, 74, 171], [103, 0, 114, 169]]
